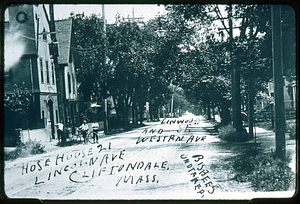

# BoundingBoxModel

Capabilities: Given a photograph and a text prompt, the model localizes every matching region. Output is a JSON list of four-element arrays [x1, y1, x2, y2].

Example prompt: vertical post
[[271, 5, 286, 160], [49, 4, 66, 137], [271, 103, 275, 129], [229, 5, 243, 131], [229, 5, 235, 128], [102, 4, 108, 134], [248, 15, 254, 139], [171, 94, 174, 117], [212, 103, 215, 121], [248, 81, 254, 138]]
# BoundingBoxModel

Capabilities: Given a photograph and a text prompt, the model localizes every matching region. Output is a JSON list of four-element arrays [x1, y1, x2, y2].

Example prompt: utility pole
[[102, 4, 109, 134], [271, 5, 286, 160], [229, 5, 243, 132], [124, 7, 144, 22], [248, 10, 254, 139], [49, 4, 66, 141]]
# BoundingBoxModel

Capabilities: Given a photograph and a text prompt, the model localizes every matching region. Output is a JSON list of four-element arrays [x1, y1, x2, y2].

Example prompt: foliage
[[4, 83, 32, 115], [165, 4, 274, 128], [71, 13, 106, 122], [70, 5, 290, 129], [145, 13, 195, 117], [232, 150, 295, 191], [179, 40, 232, 124], [4, 140, 45, 161], [57, 140, 82, 147], [172, 86, 192, 113], [4, 83, 33, 132], [255, 121, 274, 131], [218, 124, 249, 142], [72, 10, 193, 127], [106, 18, 152, 126], [287, 122, 296, 139]]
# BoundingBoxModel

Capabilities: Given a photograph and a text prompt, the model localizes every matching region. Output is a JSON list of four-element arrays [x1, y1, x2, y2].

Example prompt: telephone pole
[[124, 8, 144, 22], [271, 5, 286, 160], [102, 4, 109, 134], [248, 8, 254, 139], [228, 5, 243, 132], [49, 4, 66, 140]]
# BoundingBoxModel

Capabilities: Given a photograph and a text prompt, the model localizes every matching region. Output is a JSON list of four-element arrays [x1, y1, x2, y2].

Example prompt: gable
[[55, 18, 72, 64]]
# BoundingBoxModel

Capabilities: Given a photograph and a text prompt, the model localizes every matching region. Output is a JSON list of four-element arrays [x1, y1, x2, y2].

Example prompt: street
[[4, 113, 295, 200], [3, 4, 297, 201]]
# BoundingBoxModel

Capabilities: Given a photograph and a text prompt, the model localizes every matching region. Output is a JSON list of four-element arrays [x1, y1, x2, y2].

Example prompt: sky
[[53, 4, 166, 24], [3, 4, 166, 70], [4, 4, 167, 24]]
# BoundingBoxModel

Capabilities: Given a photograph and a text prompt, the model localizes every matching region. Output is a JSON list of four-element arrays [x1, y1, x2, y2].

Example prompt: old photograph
[[3, 4, 297, 200]]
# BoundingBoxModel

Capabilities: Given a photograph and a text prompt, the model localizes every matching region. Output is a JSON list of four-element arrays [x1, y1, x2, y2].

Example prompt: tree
[[144, 11, 196, 119], [172, 86, 192, 116], [71, 13, 106, 122], [165, 4, 273, 130], [105, 18, 152, 128], [180, 41, 232, 123], [4, 83, 33, 143]]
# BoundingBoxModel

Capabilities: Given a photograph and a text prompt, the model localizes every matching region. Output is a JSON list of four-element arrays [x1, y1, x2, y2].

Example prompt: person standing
[[55, 121, 64, 143], [92, 123, 100, 143], [79, 120, 89, 144]]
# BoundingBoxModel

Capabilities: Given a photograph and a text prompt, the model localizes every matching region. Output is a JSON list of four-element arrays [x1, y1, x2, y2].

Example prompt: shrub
[[256, 121, 274, 131], [287, 122, 296, 139], [218, 124, 249, 142], [57, 140, 82, 147], [233, 151, 295, 191], [4, 140, 45, 161]]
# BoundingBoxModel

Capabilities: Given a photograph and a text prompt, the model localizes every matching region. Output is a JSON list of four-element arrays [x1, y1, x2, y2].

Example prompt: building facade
[[4, 4, 79, 144], [55, 18, 80, 133]]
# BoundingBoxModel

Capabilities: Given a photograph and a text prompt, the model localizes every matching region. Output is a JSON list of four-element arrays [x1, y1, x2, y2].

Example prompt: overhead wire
[[4, 28, 103, 54], [4, 16, 156, 55]]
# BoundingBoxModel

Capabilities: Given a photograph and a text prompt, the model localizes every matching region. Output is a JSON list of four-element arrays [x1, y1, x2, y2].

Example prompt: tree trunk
[[138, 102, 145, 125], [207, 102, 211, 120], [229, 5, 243, 132], [123, 99, 129, 129], [112, 96, 121, 128], [212, 103, 215, 121], [248, 81, 254, 139], [132, 100, 138, 125], [219, 102, 231, 125]]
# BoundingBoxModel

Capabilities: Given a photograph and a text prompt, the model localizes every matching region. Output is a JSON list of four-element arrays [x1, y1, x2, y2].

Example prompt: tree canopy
[[70, 4, 294, 129]]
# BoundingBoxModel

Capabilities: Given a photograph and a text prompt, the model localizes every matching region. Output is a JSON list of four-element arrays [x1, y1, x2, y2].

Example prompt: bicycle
[[72, 128, 99, 144], [71, 128, 84, 142], [87, 128, 102, 144]]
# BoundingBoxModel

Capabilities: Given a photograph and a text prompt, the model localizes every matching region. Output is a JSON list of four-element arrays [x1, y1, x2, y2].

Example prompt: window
[[56, 110, 59, 123], [51, 62, 55, 84], [68, 73, 71, 94], [72, 74, 76, 94], [46, 60, 50, 84], [40, 58, 44, 83], [42, 110, 45, 126], [42, 28, 46, 40], [4, 69, 12, 85]]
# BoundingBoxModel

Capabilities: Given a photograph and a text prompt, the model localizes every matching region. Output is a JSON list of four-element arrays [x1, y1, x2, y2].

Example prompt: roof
[[55, 18, 73, 64]]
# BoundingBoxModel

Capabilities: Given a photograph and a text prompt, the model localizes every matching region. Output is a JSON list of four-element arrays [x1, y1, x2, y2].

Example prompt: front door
[[48, 100, 55, 139]]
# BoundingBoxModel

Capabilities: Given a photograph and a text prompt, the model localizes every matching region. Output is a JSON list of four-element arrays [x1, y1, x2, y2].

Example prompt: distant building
[[55, 18, 80, 133], [253, 77, 296, 120], [267, 78, 296, 111], [4, 4, 79, 144]]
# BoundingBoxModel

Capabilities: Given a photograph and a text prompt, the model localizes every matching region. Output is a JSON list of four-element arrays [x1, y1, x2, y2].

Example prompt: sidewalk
[[34, 123, 158, 154], [246, 126, 296, 172], [40, 139, 62, 153]]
